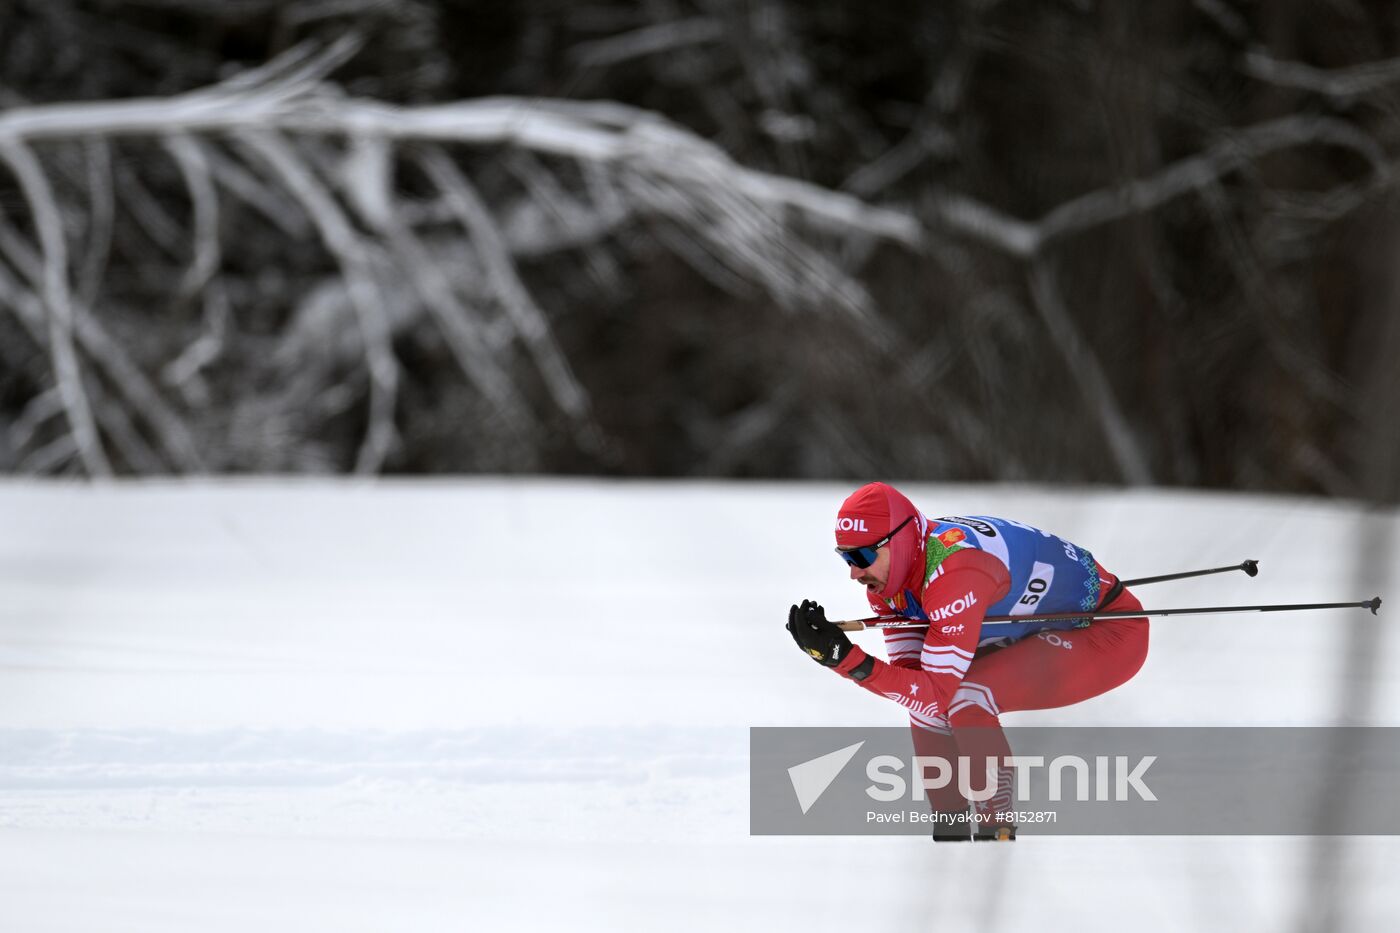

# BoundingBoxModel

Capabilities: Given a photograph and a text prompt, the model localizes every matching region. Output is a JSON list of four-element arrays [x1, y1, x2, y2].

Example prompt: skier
[[787, 481, 1149, 840]]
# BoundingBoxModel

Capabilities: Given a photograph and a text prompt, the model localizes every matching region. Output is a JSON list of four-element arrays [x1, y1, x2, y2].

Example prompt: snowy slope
[[1, 479, 1396, 932]]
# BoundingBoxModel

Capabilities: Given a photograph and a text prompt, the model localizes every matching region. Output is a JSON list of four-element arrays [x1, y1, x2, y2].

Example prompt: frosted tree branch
[[930, 115, 1389, 258], [417, 148, 593, 423], [0, 56, 918, 470], [76, 139, 114, 307], [2, 27, 1386, 483], [1243, 49, 1400, 103], [0, 94, 921, 249], [238, 129, 399, 474], [0, 263, 198, 473], [342, 144, 537, 433], [201, 145, 313, 237], [161, 283, 229, 406], [0, 137, 112, 477], [569, 17, 724, 68], [163, 134, 222, 298]]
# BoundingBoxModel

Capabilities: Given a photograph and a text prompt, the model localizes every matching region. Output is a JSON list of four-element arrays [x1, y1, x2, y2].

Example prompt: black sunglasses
[[836, 515, 914, 569]]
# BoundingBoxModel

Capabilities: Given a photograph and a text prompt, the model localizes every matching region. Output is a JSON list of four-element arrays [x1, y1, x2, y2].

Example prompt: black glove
[[786, 599, 854, 668]]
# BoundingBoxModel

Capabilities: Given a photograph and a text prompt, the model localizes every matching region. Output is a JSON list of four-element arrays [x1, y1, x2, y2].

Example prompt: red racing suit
[[833, 545, 1148, 728], [830, 522, 1149, 821]]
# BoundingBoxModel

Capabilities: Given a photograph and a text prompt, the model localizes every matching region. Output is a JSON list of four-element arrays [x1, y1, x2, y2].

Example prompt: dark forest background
[[1, 0, 1398, 501]]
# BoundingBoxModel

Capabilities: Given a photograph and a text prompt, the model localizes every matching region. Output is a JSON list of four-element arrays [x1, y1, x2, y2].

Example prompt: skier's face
[[835, 514, 911, 593], [849, 544, 891, 592]]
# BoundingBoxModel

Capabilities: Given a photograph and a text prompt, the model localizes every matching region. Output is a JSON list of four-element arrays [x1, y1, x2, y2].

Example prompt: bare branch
[[16, 432, 79, 475], [280, 0, 413, 29], [569, 16, 724, 68], [1028, 260, 1153, 485], [1244, 48, 1400, 103], [4, 29, 1381, 489], [0, 137, 112, 476], [1194, 178, 1350, 411], [95, 0, 282, 12], [0, 207, 43, 278], [930, 193, 1041, 258], [503, 151, 603, 249], [841, 122, 956, 199], [76, 139, 114, 307], [113, 156, 189, 258], [197, 33, 365, 101], [1, 187, 206, 472], [931, 115, 1390, 257], [619, 155, 884, 334], [74, 310, 209, 472], [693, 386, 796, 475], [340, 134, 395, 230], [647, 212, 764, 297], [202, 144, 313, 238], [163, 133, 222, 297], [0, 266, 190, 473], [339, 142, 539, 432], [418, 148, 593, 424], [1043, 116, 1387, 237], [162, 282, 229, 407], [9, 386, 64, 452], [0, 94, 921, 249], [501, 152, 624, 292], [238, 129, 399, 474], [1193, 0, 1250, 41]]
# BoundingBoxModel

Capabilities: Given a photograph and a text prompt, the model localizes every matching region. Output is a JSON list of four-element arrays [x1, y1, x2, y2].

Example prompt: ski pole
[[835, 597, 1382, 631], [1120, 559, 1259, 588]]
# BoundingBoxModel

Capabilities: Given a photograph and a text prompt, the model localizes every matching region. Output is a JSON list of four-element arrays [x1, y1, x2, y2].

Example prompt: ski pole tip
[[1242, 559, 1260, 577], [1367, 597, 1382, 616]]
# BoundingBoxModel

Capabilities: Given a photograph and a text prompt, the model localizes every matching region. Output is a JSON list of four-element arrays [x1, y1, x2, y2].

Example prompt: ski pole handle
[[1120, 559, 1259, 588]]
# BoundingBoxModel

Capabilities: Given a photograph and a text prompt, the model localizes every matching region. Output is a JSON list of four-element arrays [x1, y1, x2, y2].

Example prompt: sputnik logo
[[787, 741, 865, 815]]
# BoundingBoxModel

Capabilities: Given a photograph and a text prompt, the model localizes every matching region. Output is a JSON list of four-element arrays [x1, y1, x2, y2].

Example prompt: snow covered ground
[[1, 479, 1396, 931]]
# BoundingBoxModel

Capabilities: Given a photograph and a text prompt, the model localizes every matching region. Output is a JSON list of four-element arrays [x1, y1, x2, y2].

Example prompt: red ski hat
[[834, 483, 892, 548], [835, 482, 923, 600]]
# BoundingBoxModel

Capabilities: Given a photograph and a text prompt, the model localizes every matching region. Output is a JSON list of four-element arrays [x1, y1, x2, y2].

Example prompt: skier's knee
[[947, 682, 1001, 727]]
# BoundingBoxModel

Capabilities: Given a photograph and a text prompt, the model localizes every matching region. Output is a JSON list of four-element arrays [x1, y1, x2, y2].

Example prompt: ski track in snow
[[0, 727, 749, 844]]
